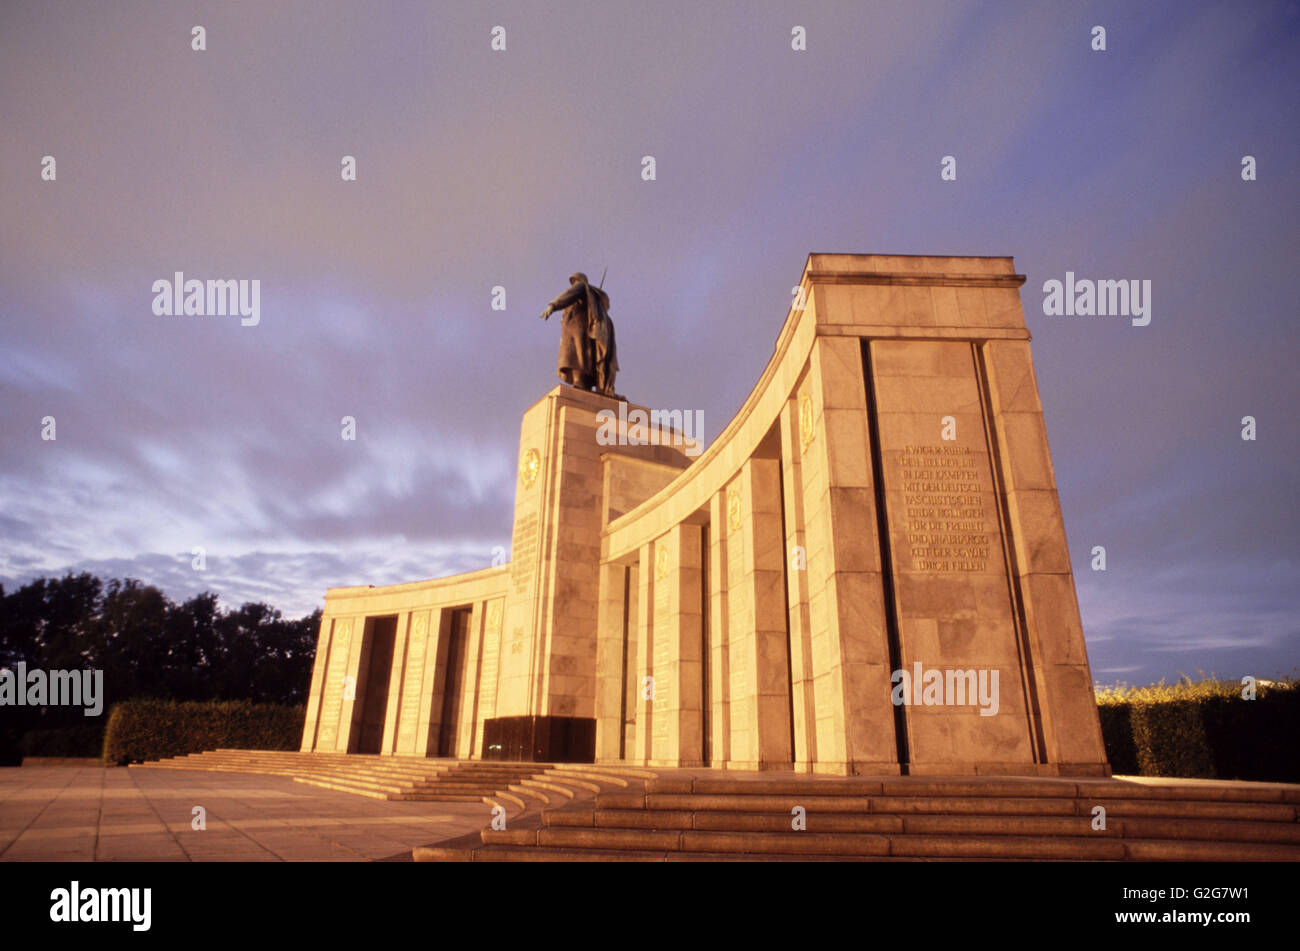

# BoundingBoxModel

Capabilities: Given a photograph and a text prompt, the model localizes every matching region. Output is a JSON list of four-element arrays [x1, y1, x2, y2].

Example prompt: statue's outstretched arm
[[540, 282, 585, 319]]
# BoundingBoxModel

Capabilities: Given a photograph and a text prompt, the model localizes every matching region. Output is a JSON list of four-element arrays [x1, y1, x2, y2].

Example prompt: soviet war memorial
[[2, 0, 1297, 939], [301, 253, 1115, 782]]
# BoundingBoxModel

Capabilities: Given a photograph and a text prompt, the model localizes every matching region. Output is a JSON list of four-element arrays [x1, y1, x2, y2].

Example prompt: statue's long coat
[[546, 280, 618, 385]]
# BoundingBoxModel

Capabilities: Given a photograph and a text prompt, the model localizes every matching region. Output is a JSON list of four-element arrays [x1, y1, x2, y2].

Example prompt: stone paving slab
[[0, 767, 494, 862]]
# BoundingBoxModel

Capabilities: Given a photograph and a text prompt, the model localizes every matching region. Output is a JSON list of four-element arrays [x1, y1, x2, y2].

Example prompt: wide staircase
[[413, 771, 1300, 862], [133, 749, 560, 803]]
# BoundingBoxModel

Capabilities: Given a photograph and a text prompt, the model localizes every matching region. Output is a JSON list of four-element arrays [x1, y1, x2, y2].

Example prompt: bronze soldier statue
[[539, 272, 621, 399]]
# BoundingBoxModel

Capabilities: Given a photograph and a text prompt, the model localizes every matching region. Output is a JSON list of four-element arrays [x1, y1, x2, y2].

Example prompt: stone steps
[[412, 771, 1300, 862], [593, 792, 1298, 822], [476, 826, 1299, 860], [434, 831, 1297, 862], [640, 776, 1300, 803], [543, 807, 1300, 843], [139, 751, 452, 774], [132, 749, 556, 802], [415, 844, 910, 862]]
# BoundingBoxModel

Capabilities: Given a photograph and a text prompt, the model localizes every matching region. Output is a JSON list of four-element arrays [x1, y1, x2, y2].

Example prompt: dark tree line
[[0, 573, 320, 758]]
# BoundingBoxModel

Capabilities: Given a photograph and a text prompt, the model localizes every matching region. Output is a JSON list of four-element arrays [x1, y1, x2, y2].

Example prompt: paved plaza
[[0, 766, 488, 861]]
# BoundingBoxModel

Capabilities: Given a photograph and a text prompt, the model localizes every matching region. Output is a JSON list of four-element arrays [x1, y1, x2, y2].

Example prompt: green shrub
[[102, 698, 304, 766], [1096, 676, 1299, 783], [1094, 702, 1138, 775]]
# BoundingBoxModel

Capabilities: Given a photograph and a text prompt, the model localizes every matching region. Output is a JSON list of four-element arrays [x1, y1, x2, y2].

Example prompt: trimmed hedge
[[1096, 677, 1299, 783], [102, 699, 305, 766], [45, 680, 1300, 780]]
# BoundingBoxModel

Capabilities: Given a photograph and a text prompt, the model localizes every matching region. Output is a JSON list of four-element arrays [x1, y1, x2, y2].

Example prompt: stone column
[[416, 607, 449, 756], [724, 458, 793, 769], [647, 524, 705, 766], [594, 562, 630, 761], [339, 615, 369, 753], [394, 610, 431, 755], [622, 563, 641, 760], [314, 616, 355, 753], [380, 612, 411, 754], [493, 388, 625, 761], [475, 599, 504, 757], [453, 602, 486, 757], [778, 396, 818, 771], [869, 337, 1037, 772], [798, 334, 898, 774], [300, 614, 333, 751], [541, 403, 605, 719], [981, 338, 1109, 774], [632, 542, 655, 763], [707, 491, 732, 766]]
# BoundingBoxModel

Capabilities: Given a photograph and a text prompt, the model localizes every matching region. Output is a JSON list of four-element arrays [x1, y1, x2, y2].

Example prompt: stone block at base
[[483, 716, 596, 763]]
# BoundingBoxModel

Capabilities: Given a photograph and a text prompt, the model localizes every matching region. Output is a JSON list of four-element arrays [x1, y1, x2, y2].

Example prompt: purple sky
[[1, 1, 1296, 686]]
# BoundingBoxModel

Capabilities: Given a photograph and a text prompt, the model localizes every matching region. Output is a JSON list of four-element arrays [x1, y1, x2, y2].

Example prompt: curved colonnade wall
[[302, 253, 1110, 778]]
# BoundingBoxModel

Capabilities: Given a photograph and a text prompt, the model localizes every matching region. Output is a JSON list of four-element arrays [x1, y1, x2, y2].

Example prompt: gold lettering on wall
[[898, 446, 990, 572], [652, 551, 672, 744], [799, 393, 815, 453], [511, 511, 540, 593], [479, 600, 502, 712], [396, 613, 427, 750], [316, 618, 351, 748]]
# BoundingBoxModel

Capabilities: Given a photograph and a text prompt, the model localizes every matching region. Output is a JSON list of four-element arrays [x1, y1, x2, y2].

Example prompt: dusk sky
[[1, 0, 1296, 687]]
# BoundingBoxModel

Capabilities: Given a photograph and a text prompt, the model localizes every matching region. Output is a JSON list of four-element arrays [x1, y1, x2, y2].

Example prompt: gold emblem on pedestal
[[335, 619, 350, 643], [655, 545, 670, 580], [727, 488, 742, 534], [411, 614, 426, 643], [799, 393, 815, 453], [487, 602, 503, 632], [519, 448, 541, 488]]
